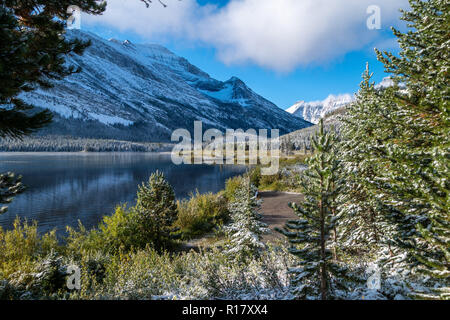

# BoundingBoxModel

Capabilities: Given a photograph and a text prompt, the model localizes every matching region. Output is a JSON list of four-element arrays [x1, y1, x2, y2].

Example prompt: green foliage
[[338, 66, 394, 252], [278, 120, 352, 300], [279, 154, 310, 167], [259, 172, 283, 191], [374, 0, 450, 287], [248, 166, 261, 187], [135, 171, 178, 250], [0, 218, 58, 279], [65, 205, 145, 255], [175, 191, 229, 239], [224, 175, 244, 202], [336, 0, 449, 298], [65, 221, 106, 256], [100, 205, 136, 250]]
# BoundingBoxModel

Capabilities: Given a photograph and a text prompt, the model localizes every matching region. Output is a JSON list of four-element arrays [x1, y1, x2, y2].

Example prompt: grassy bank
[[245, 153, 310, 193]]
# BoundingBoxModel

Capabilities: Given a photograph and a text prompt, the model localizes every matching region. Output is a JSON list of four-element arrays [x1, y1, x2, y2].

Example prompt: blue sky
[[82, 0, 408, 109]]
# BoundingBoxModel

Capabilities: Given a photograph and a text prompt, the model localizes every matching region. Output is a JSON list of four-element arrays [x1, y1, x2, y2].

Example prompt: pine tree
[[0, 1, 107, 139], [0, 172, 24, 214], [337, 0, 449, 297], [134, 171, 178, 250], [337, 65, 394, 253], [225, 179, 269, 259], [278, 120, 349, 300], [373, 0, 449, 292]]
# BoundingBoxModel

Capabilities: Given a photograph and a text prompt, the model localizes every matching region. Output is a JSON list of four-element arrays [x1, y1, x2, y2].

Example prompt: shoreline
[[0, 150, 174, 154]]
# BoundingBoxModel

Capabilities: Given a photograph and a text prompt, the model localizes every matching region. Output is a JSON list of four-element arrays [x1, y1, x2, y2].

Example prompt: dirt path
[[259, 191, 303, 241], [182, 191, 303, 251]]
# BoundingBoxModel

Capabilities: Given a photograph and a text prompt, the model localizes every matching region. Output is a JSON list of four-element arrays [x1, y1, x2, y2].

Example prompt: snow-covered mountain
[[286, 94, 354, 124], [20, 30, 311, 142]]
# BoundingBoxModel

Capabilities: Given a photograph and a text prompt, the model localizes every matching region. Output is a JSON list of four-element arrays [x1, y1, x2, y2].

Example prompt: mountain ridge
[[286, 94, 354, 124], [19, 30, 312, 142]]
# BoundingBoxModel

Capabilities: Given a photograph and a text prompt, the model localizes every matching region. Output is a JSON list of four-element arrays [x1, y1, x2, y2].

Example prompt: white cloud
[[83, 0, 201, 37], [83, 0, 409, 72]]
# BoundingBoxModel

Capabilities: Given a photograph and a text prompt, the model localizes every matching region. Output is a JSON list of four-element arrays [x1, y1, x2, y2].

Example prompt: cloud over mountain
[[83, 0, 409, 72]]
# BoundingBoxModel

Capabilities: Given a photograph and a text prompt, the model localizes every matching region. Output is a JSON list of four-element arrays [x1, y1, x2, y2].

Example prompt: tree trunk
[[369, 207, 379, 244], [319, 167, 327, 300], [320, 199, 327, 300]]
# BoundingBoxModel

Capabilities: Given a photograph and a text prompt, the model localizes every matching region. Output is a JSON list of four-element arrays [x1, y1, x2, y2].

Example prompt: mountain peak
[[227, 76, 243, 83], [19, 31, 312, 140], [287, 94, 354, 124]]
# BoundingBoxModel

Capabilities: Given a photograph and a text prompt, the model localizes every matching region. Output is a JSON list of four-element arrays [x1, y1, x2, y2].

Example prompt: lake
[[0, 152, 247, 235]]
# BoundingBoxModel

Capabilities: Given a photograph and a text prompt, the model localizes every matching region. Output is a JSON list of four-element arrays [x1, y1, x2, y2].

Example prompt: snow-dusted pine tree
[[337, 0, 449, 298], [373, 0, 449, 296], [278, 120, 350, 300], [337, 65, 394, 253], [225, 179, 269, 260]]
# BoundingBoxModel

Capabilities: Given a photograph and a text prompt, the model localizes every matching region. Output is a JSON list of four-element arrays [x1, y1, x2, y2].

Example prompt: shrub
[[65, 221, 106, 256], [76, 245, 293, 300], [0, 218, 58, 278], [279, 154, 310, 167], [65, 206, 136, 255], [258, 172, 286, 191], [66, 172, 180, 254], [175, 191, 229, 239], [248, 167, 261, 187], [0, 252, 70, 300], [28, 251, 69, 297], [224, 176, 244, 202], [99, 205, 140, 252]]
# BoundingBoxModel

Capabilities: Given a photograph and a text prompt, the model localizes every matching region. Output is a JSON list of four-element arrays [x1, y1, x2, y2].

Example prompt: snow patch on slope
[[88, 113, 133, 126]]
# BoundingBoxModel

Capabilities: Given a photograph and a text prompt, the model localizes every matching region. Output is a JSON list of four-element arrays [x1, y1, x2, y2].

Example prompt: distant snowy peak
[[286, 94, 354, 124], [286, 78, 398, 124]]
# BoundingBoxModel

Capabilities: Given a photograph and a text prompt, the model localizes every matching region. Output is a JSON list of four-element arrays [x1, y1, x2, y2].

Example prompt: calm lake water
[[0, 153, 247, 235]]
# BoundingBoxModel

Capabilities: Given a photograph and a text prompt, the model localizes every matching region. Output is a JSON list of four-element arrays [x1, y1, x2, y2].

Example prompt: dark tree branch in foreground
[[0, 172, 25, 214], [0, 1, 106, 140], [141, 0, 182, 8]]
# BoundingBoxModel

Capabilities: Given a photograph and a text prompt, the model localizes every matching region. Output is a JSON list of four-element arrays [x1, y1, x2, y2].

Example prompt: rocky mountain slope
[[20, 30, 311, 142]]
